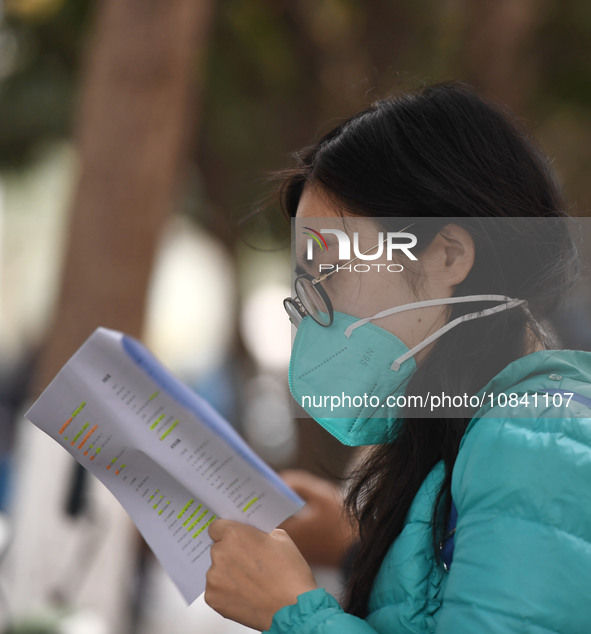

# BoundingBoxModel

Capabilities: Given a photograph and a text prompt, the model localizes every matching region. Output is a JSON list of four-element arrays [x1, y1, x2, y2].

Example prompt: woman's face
[[294, 186, 466, 357]]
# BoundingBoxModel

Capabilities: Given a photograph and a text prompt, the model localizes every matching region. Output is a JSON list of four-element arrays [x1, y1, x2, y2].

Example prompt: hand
[[279, 469, 357, 567], [205, 519, 318, 631]]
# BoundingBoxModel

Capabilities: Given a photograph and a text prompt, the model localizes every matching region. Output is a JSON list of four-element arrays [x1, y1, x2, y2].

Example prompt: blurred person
[[203, 83, 591, 633]]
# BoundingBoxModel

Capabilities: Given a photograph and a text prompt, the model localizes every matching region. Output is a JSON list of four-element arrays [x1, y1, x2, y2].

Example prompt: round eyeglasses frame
[[283, 273, 334, 327]]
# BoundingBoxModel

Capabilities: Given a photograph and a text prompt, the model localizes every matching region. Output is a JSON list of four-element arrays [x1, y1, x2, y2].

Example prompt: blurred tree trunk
[[461, 0, 539, 112], [32, 0, 214, 393]]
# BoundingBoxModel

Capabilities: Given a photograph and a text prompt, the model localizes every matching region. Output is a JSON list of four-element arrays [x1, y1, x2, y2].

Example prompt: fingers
[[270, 527, 288, 539], [208, 518, 267, 543], [208, 518, 225, 542], [204, 518, 317, 631], [280, 469, 331, 499], [280, 469, 321, 489]]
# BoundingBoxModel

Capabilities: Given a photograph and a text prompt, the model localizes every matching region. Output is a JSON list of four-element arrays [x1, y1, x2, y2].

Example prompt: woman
[[204, 82, 591, 633]]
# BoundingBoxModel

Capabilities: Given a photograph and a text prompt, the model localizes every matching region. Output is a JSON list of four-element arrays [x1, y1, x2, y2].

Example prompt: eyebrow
[[319, 234, 339, 248], [297, 232, 340, 263], [295, 261, 313, 277]]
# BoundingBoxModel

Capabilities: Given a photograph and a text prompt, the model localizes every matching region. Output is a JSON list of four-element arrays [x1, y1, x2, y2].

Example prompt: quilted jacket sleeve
[[266, 588, 395, 634], [436, 413, 591, 634]]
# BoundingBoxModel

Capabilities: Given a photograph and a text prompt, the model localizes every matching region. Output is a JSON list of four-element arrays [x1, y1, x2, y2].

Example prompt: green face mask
[[288, 295, 527, 446], [288, 311, 415, 445]]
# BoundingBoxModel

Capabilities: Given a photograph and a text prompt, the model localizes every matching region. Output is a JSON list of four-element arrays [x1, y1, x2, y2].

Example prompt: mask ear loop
[[344, 294, 521, 338], [390, 299, 527, 371], [341, 294, 528, 371]]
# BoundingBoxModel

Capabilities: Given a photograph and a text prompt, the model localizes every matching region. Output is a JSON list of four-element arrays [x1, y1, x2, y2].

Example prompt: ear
[[421, 223, 475, 290]]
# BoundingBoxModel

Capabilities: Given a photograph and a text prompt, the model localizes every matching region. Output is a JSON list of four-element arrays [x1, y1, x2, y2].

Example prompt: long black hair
[[280, 82, 580, 617]]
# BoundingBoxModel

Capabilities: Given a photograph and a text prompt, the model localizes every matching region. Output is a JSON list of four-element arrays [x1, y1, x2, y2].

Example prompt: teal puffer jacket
[[267, 349, 591, 634]]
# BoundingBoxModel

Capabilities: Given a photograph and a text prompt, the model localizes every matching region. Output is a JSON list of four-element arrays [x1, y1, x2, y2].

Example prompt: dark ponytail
[[281, 82, 580, 617]]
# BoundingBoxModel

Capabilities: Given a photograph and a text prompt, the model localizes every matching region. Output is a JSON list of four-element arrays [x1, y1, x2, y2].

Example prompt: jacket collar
[[475, 349, 591, 402]]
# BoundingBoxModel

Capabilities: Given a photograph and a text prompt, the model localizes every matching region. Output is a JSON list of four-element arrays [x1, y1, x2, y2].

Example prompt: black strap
[[439, 501, 457, 571]]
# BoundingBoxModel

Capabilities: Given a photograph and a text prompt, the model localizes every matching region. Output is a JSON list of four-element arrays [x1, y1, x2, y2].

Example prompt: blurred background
[[0, 0, 591, 632]]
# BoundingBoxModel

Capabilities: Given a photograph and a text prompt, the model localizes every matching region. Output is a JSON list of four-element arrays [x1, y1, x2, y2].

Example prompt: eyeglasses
[[283, 273, 334, 327], [284, 223, 414, 328]]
